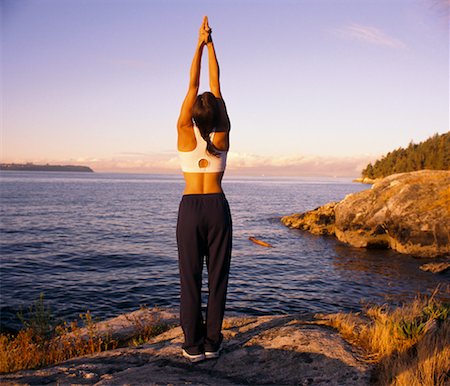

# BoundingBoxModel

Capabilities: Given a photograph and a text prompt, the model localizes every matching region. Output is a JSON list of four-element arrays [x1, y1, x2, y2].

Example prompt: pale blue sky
[[2, 0, 449, 175]]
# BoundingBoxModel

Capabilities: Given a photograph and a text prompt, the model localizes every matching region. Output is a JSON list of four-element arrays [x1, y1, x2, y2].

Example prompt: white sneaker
[[205, 346, 222, 359], [182, 349, 205, 363]]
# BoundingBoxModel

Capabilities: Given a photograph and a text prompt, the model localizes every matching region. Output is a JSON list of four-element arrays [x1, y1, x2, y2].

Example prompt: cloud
[[2, 152, 377, 177], [335, 23, 406, 49], [226, 152, 374, 177], [87, 152, 180, 173], [428, 0, 450, 17]]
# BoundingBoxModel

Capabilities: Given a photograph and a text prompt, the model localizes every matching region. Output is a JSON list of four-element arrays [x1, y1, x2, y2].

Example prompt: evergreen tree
[[361, 132, 450, 178]]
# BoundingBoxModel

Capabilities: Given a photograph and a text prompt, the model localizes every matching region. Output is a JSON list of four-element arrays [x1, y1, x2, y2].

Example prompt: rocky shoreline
[[0, 309, 371, 385], [282, 170, 450, 259]]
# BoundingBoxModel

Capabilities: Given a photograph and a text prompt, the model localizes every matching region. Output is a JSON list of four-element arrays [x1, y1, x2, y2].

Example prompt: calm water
[[0, 171, 448, 332]]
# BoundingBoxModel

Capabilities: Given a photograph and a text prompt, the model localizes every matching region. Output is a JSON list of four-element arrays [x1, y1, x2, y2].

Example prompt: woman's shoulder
[[178, 124, 197, 152]]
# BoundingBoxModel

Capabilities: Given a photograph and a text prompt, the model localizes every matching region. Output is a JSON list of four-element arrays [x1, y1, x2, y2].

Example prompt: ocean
[[0, 171, 447, 332]]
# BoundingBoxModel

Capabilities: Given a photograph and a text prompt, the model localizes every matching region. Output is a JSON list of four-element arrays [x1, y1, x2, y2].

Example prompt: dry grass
[[0, 310, 118, 373], [0, 298, 169, 373], [319, 288, 450, 385], [125, 309, 171, 347]]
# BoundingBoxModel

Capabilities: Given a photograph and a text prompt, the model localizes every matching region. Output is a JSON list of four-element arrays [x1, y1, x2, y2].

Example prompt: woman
[[176, 16, 232, 363]]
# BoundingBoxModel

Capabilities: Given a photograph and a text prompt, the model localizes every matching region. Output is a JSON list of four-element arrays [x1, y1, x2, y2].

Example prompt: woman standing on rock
[[176, 16, 232, 363]]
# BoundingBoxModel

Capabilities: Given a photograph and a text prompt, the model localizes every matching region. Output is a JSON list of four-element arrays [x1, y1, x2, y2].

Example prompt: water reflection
[[331, 240, 450, 306]]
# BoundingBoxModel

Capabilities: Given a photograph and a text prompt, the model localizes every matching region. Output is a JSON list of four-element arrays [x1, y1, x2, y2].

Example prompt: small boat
[[249, 237, 273, 248]]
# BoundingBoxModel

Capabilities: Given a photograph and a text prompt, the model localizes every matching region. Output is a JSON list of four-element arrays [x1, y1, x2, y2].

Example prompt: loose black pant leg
[[176, 198, 206, 353], [205, 197, 232, 350]]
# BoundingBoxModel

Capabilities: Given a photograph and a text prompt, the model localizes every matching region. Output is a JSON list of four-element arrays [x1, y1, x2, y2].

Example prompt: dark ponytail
[[192, 92, 220, 157]]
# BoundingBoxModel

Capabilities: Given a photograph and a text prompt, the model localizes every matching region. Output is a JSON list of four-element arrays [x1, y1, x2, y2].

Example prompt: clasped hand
[[199, 16, 212, 44]]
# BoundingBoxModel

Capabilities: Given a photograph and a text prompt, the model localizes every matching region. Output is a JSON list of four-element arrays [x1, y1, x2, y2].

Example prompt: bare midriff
[[182, 172, 224, 195]]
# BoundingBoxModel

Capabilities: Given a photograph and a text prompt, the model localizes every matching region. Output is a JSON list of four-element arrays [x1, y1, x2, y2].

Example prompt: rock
[[62, 307, 178, 345], [0, 313, 371, 385], [419, 262, 450, 273], [281, 202, 337, 235], [353, 177, 379, 184], [283, 170, 450, 258], [97, 307, 177, 343], [336, 170, 450, 257]]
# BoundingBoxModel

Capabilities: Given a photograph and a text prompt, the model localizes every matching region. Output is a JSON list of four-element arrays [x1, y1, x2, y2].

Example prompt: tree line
[[362, 132, 450, 179]]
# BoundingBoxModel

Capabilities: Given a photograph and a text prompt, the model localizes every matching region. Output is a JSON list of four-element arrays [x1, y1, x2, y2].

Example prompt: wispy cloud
[[335, 23, 406, 49], [226, 152, 374, 176], [4, 152, 376, 177], [428, 0, 450, 17]]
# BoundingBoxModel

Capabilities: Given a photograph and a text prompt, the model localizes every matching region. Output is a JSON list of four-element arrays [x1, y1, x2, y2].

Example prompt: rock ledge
[[282, 170, 450, 258], [1, 313, 370, 385]]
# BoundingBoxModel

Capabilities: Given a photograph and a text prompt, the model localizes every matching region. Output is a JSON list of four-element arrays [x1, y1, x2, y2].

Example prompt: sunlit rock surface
[[280, 202, 337, 236], [420, 262, 450, 273], [282, 170, 450, 258]]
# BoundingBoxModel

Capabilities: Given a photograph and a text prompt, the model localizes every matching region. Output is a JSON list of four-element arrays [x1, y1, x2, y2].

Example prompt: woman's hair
[[192, 92, 220, 157]]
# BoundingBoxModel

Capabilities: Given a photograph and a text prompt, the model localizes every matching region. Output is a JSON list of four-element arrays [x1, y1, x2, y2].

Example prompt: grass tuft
[[319, 288, 450, 385], [0, 297, 169, 373], [125, 310, 171, 347], [0, 304, 118, 373]]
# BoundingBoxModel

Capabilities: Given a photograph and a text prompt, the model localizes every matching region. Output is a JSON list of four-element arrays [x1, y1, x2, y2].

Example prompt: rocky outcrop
[[1, 312, 370, 385], [281, 202, 337, 235], [420, 262, 450, 273], [282, 170, 450, 258]]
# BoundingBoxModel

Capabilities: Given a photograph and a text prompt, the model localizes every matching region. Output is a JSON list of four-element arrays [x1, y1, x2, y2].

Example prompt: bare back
[[178, 130, 229, 194]]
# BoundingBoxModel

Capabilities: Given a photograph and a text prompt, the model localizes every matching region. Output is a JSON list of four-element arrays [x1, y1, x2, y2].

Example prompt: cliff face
[[282, 170, 450, 258]]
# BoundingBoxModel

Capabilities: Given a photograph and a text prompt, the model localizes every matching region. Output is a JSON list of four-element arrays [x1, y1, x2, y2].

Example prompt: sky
[[1, 0, 449, 176]]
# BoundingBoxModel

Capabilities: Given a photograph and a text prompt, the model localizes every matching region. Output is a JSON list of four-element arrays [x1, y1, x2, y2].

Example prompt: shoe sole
[[205, 349, 221, 359], [182, 349, 205, 363]]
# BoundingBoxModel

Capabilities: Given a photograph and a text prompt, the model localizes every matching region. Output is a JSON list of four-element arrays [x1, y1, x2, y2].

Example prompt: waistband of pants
[[181, 192, 226, 200]]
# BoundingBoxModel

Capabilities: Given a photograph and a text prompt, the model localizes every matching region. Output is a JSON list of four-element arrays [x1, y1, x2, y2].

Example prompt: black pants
[[176, 193, 232, 354]]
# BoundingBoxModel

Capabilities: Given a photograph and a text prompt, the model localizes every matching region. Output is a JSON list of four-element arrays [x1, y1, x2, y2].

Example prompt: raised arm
[[205, 18, 230, 133], [207, 41, 221, 98], [177, 18, 209, 132]]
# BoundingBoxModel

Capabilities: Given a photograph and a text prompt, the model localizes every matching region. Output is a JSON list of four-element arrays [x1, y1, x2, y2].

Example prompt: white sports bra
[[178, 126, 227, 173]]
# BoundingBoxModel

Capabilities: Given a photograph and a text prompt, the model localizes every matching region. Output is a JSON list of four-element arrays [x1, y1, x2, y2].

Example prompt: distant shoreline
[[0, 163, 94, 173]]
